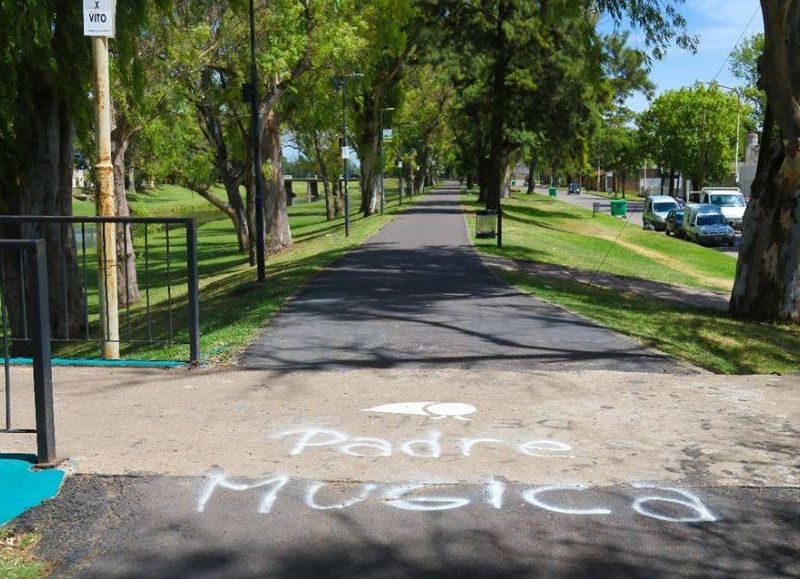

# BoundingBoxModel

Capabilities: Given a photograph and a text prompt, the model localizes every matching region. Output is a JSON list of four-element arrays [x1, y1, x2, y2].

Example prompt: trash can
[[610, 199, 627, 217], [475, 209, 497, 239], [548, 186, 557, 198]]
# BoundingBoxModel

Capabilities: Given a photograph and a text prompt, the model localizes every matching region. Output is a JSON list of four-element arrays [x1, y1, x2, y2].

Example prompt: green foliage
[[729, 33, 766, 129]]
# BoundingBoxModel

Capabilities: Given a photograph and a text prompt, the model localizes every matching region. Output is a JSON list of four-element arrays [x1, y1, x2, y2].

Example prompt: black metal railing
[[0, 239, 56, 464], [0, 216, 200, 364]]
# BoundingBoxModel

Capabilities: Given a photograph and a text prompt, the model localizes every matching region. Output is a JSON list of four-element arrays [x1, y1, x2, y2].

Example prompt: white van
[[700, 187, 746, 230]]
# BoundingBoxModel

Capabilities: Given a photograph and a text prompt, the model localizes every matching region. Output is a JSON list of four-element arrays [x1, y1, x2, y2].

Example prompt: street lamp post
[[379, 107, 395, 215], [701, 81, 742, 186], [248, 0, 266, 281], [397, 160, 404, 206], [334, 73, 363, 237]]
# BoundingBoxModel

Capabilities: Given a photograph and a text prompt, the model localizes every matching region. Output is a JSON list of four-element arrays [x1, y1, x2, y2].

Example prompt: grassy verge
[[0, 529, 46, 579], [464, 190, 735, 292], [463, 190, 800, 374], [57, 180, 410, 363]]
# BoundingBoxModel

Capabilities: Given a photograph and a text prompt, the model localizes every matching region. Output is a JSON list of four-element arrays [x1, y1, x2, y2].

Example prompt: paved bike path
[[242, 182, 689, 373]]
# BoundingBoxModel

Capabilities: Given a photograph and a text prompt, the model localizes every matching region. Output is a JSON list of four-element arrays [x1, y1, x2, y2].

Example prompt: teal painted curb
[[5, 358, 185, 368], [0, 455, 65, 526]]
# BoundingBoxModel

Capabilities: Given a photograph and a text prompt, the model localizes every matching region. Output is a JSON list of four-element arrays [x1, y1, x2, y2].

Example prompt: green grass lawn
[[463, 190, 800, 375], [465, 191, 735, 292], [58, 180, 409, 363], [0, 529, 46, 579]]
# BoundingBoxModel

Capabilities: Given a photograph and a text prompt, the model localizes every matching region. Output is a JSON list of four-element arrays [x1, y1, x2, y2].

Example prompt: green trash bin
[[548, 186, 557, 198], [610, 199, 627, 217]]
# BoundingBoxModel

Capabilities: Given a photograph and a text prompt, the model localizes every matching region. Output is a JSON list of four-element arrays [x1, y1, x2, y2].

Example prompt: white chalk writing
[[197, 471, 718, 524], [272, 427, 572, 459]]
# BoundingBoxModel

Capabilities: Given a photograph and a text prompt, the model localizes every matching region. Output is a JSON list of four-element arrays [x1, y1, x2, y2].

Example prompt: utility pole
[[86, 1, 119, 359], [248, 0, 266, 281], [379, 107, 394, 215]]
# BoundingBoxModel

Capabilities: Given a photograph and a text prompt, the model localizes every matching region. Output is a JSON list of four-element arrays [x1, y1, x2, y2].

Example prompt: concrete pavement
[[4, 365, 800, 576]]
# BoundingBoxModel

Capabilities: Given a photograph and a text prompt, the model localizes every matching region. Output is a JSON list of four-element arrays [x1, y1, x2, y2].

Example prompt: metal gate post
[[28, 240, 56, 464], [186, 220, 201, 365]]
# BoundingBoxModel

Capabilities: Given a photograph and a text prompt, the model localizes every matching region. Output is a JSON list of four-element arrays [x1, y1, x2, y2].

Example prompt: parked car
[[700, 187, 746, 230], [568, 182, 581, 195], [643, 195, 681, 231], [664, 209, 685, 238], [683, 204, 735, 247]]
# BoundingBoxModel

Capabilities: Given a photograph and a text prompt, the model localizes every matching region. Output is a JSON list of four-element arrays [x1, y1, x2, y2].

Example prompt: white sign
[[382, 129, 393, 142], [84, 0, 116, 37], [341, 146, 352, 160]]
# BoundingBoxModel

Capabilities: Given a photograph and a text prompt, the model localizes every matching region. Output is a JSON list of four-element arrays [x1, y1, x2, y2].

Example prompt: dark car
[[567, 182, 581, 195], [664, 209, 684, 238]]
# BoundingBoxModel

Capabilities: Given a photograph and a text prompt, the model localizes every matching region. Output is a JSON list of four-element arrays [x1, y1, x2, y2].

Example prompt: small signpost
[[84, 0, 119, 359], [83, 0, 116, 37], [382, 128, 393, 142]]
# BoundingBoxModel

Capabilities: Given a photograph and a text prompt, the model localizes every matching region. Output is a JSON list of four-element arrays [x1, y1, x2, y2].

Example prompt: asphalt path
[[242, 182, 688, 373], [16, 476, 800, 578], [533, 186, 741, 259]]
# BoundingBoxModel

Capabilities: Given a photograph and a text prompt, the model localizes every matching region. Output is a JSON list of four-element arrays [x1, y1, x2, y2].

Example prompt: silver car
[[683, 204, 735, 247], [643, 195, 681, 231]]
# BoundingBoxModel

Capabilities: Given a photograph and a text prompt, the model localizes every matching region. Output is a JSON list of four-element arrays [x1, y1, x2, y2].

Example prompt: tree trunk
[[223, 174, 249, 252], [526, 157, 535, 194], [127, 164, 136, 195], [730, 106, 800, 321], [196, 102, 248, 253], [263, 110, 291, 253], [111, 129, 141, 306], [358, 106, 381, 216], [484, 0, 511, 211], [0, 83, 86, 345], [500, 161, 513, 198], [312, 132, 335, 221]]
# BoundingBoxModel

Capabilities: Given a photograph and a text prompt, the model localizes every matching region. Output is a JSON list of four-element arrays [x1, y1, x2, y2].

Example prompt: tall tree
[[730, 2, 800, 322], [421, 0, 679, 210], [350, 0, 420, 216], [638, 85, 744, 190], [0, 2, 90, 340]]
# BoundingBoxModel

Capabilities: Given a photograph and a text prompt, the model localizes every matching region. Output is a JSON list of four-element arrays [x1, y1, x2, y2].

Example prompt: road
[[532, 186, 741, 259], [242, 183, 686, 373]]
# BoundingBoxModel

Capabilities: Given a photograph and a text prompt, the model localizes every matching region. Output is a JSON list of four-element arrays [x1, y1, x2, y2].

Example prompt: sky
[[607, 0, 763, 112]]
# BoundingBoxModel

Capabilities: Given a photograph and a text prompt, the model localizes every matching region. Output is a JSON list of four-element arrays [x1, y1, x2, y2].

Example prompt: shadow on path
[[241, 183, 689, 373]]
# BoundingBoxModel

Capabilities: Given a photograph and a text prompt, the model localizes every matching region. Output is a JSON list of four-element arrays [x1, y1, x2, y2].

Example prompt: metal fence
[[0, 239, 56, 464], [0, 216, 200, 364]]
